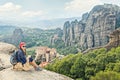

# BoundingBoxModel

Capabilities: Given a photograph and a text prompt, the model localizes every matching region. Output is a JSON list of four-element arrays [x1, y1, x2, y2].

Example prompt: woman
[[17, 42, 42, 71]]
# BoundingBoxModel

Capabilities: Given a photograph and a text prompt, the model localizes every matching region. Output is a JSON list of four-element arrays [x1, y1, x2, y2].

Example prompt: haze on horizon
[[0, 0, 119, 29]]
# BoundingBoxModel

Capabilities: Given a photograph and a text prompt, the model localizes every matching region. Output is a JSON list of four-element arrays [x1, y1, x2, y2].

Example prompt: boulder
[[0, 42, 16, 70], [0, 42, 17, 54]]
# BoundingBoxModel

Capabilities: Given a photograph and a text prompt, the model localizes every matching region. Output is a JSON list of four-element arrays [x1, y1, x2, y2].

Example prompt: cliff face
[[83, 29, 120, 53], [50, 28, 63, 45], [105, 28, 120, 50], [63, 4, 120, 51]]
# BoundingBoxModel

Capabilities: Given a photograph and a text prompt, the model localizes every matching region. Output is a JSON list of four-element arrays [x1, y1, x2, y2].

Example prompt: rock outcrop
[[0, 68, 73, 80], [50, 34, 59, 45], [0, 42, 16, 70], [0, 53, 11, 70], [83, 29, 120, 53], [50, 28, 63, 45], [62, 4, 120, 51], [35, 47, 58, 63], [0, 42, 16, 54], [105, 28, 120, 50]]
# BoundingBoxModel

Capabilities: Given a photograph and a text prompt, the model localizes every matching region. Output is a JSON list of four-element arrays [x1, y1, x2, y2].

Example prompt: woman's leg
[[29, 61, 42, 71], [28, 56, 42, 71], [29, 60, 38, 68]]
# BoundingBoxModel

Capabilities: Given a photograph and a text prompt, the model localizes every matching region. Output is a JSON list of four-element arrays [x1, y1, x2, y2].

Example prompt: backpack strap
[[15, 50, 18, 62]]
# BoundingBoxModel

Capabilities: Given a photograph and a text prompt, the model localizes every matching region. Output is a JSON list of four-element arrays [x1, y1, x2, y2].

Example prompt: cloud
[[22, 11, 44, 17], [65, 0, 102, 13], [0, 2, 45, 21], [0, 2, 21, 13]]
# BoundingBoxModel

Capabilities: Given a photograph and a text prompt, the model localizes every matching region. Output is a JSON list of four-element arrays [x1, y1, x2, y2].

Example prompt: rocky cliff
[[0, 42, 73, 80], [63, 4, 120, 51], [105, 28, 120, 50], [83, 28, 120, 53], [50, 28, 63, 45]]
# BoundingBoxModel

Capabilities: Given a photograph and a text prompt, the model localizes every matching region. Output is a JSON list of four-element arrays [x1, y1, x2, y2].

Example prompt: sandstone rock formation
[[62, 4, 120, 51], [105, 28, 120, 50], [35, 47, 58, 63], [83, 29, 120, 53], [0, 68, 73, 80], [0, 42, 16, 70], [50, 34, 59, 45], [0, 42, 16, 54], [50, 28, 63, 45]]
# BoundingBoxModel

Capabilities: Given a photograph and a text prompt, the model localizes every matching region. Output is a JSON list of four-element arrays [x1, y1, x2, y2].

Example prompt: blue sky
[[0, 0, 119, 23]]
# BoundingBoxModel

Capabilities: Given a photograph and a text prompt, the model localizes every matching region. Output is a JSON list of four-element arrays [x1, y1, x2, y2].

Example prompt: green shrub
[[90, 71, 120, 80]]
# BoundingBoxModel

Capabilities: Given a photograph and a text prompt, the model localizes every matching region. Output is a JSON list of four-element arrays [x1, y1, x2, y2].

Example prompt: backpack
[[10, 50, 18, 65]]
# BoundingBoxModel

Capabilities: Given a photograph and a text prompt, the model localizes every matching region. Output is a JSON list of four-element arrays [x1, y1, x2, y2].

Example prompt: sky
[[0, 0, 119, 27]]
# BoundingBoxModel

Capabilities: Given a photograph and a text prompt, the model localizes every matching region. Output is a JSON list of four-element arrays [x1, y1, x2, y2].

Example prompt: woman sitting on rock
[[14, 42, 42, 71]]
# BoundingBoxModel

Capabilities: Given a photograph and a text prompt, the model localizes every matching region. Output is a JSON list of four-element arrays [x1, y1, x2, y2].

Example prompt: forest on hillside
[[45, 47, 120, 80], [23, 28, 78, 55]]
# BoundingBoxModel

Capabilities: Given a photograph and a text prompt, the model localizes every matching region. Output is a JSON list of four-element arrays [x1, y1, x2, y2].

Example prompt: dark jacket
[[17, 49, 27, 65]]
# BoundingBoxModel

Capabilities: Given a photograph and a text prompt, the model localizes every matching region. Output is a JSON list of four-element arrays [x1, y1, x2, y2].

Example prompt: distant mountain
[[33, 17, 81, 29], [0, 25, 17, 35], [0, 17, 81, 29]]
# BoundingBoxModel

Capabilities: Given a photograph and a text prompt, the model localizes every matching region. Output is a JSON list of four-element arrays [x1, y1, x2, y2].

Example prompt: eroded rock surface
[[0, 68, 73, 80], [62, 4, 120, 51]]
